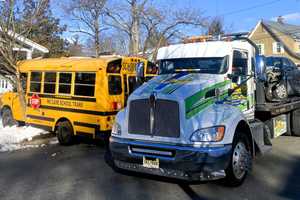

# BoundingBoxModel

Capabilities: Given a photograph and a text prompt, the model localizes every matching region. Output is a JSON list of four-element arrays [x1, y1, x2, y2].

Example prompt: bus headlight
[[112, 122, 121, 136], [190, 126, 225, 142]]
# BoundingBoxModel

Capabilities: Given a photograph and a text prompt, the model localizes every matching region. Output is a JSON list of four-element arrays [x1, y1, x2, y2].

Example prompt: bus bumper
[[109, 137, 232, 181]]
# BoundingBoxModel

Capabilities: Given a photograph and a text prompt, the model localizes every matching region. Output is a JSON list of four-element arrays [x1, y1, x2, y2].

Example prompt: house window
[[257, 44, 265, 55], [273, 42, 284, 54]]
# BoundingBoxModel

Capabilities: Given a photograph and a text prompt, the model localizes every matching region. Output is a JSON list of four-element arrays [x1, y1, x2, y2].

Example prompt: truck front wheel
[[1, 107, 17, 127], [225, 133, 252, 186]]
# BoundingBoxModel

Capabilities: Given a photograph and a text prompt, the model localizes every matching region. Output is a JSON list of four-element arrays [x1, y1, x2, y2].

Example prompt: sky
[[51, 0, 300, 40]]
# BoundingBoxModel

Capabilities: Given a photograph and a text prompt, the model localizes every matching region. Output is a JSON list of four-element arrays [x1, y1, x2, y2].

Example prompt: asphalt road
[[0, 136, 299, 200]]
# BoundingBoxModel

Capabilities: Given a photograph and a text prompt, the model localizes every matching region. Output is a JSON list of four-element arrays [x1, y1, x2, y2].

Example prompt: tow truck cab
[[109, 39, 299, 186]]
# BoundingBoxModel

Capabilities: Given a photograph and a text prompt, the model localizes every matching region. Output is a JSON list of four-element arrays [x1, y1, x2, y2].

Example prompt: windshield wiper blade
[[175, 69, 201, 72]]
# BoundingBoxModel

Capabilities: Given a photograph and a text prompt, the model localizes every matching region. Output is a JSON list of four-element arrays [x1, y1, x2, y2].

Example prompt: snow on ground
[[0, 121, 49, 152]]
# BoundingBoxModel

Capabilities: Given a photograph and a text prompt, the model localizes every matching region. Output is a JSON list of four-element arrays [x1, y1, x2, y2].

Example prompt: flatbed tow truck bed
[[256, 96, 300, 116]]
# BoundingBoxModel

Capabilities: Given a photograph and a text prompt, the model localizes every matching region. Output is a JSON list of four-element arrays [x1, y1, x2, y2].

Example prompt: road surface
[[0, 136, 299, 200]]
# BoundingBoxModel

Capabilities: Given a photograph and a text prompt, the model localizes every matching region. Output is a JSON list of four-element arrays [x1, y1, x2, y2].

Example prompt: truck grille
[[128, 99, 180, 138]]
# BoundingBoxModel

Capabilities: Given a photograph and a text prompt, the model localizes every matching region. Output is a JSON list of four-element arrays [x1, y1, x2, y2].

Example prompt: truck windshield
[[159, 56, 228, 75]]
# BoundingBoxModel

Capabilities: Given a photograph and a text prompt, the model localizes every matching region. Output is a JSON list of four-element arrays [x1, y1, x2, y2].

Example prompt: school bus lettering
[[46, 99, 84, 108]]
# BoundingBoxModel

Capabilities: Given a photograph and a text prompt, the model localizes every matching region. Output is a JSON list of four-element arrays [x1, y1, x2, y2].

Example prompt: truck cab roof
[[157, 41, 255, 60]]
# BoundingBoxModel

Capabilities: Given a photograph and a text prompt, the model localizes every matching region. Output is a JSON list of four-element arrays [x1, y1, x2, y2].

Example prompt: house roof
[[0, 28, 49, 53], [249, 19, 300, 60], [262, 20, 300, 41]]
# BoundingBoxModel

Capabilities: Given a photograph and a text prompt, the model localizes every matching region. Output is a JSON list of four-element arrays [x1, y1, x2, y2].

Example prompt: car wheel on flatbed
[[225, 133, 252, 187], [57, 121, 74, 145], [1, 107, 17, 127]]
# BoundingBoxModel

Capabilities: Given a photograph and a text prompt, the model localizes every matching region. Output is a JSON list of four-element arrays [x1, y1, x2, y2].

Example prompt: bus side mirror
[[255, 55, 266, 81], [136, 62, 145, 79]]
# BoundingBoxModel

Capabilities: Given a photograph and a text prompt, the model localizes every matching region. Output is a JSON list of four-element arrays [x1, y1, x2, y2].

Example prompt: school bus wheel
[[1, 106, 17, 127], [57, 120, 74, 145]]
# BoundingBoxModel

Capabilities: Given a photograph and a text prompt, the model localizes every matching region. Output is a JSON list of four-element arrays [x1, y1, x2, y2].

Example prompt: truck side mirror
[[227, 74, 241, 84], [255, 55, 266, 81]]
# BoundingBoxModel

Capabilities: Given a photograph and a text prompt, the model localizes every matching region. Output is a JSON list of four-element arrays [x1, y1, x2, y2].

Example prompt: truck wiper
[[175, 69, 201, 73]]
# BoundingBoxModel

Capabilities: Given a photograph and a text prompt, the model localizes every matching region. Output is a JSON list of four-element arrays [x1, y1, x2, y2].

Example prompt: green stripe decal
[[185, 80, 230, 119]]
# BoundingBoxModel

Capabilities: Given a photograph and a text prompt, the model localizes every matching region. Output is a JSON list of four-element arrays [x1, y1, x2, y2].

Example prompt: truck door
[[231, 50, 255, 115]]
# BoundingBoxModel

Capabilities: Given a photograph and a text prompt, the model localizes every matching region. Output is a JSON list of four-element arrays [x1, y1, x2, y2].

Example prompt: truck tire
[[1, 107, 17, 127], [291, 109, 300, 136], [225, 133, 252, 187], [57, 121, 74, 145]]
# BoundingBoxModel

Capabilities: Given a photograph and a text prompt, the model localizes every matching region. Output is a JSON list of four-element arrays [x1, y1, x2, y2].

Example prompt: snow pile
[[0, 124, 47, 152]]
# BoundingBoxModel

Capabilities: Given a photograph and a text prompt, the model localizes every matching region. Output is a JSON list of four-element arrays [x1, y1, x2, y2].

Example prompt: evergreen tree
[[22, 0, 67, 57]]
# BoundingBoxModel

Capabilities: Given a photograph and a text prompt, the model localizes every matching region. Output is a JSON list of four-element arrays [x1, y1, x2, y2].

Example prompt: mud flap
[[249, 120, 272, 155]]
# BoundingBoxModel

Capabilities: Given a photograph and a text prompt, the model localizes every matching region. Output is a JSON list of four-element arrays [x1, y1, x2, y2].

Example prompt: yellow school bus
[[1, 56, 157, 145]]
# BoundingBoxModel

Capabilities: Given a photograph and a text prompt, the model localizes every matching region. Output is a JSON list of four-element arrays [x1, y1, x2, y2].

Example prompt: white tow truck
[[108, 35, 300, 186]]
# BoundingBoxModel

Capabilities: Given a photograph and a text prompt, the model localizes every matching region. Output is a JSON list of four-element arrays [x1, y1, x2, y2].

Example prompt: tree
[[65, 0, 107, 57], [66, 35, 84, 56], [207, 16, 225, 36], [106, 0, 207, 57], [106, 0, 148, 55], [0, 0, 49, 111], [141, 6, 207, 59], [22, 0, 67, 57]]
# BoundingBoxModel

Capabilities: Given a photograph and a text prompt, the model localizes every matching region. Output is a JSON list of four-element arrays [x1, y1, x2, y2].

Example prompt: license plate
[[143, 157, 159, 169]]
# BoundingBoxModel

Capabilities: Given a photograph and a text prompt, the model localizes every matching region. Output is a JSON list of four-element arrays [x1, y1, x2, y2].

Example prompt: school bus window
[[107, 59, 122, 73], [128, 76, 138, 94], [74, 72, 95, 97], [30, 72, 42, 93], [123, 74, 128, 94], [44, 72, 56, 94], [146, 61, 158, 74], [108, 75, 122, 95], [58, 72, 72, 94], [21, 73, 28, 92]]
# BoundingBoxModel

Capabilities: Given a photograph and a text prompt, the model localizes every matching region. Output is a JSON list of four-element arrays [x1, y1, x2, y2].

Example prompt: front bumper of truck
[[109, 137, 232, 181]]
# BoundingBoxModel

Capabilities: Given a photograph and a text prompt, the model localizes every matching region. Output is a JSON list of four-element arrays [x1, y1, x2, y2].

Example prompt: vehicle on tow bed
[[109, 35, 300, 186]]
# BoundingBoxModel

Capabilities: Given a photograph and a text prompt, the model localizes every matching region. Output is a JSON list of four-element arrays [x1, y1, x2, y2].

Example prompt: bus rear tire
[[1, 107, 17, 127], [57, 121, 74, 145]]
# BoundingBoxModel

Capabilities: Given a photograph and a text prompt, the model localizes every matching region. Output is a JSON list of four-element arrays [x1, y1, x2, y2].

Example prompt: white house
[[0, 30, 49, 93]]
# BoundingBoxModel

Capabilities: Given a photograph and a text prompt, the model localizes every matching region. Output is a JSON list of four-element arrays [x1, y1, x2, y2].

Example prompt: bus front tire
[[1, 107, 17, 127], [224, 133, 252, 187], [57, 121, 74, 145]]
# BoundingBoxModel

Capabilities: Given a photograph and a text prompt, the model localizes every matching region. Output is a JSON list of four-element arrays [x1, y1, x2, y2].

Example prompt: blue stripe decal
[[155, 72, 188, 90]]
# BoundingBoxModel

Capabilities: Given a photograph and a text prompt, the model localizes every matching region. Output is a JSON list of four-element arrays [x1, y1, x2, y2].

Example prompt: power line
[[220, 0, 282, 16]]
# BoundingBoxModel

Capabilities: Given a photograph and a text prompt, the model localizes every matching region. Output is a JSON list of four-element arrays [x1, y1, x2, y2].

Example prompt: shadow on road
[[279, 155, 300, 199], [178, 184, 210, 200]]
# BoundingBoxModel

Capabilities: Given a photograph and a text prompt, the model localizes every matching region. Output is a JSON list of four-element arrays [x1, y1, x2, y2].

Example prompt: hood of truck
[[122, 72, 233, 145], [130, 72, 229, 102]]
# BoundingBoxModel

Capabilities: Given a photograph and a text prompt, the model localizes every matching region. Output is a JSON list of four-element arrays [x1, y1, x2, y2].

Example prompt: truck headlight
[[112, 122, 121, 136], [190, 126, 225, 142]]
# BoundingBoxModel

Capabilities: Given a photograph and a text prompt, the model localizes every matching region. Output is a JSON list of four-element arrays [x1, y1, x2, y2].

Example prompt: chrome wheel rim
[[276, 84, 287, 99], [232, 142, 248, 180]]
